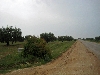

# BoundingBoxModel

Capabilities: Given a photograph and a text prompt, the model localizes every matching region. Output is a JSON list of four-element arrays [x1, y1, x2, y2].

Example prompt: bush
[[22, 37, 52, 62]]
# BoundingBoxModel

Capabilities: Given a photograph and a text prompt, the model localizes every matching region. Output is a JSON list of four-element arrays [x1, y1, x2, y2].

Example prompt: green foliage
[[0, 42, 24, 59], [40, 32, 57, 43], [25, 35, 33, 40], [86, 38, 94, 41], [0, 53, 32, 73], [0, 25, 24, 46], [95, 36, 100, 41], [84, 36, 100, 42], [22, 36, 52, 61], [58, 36, 74, 41], [0, 40, 75, 74], [47, 41, 75, 59]]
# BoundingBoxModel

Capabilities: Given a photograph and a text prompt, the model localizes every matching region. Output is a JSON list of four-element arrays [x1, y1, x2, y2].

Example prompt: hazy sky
[[0, 0, 100, 39]]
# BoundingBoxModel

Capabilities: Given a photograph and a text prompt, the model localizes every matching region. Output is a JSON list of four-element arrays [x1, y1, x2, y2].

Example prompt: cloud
[[0, 0, 100, 38]]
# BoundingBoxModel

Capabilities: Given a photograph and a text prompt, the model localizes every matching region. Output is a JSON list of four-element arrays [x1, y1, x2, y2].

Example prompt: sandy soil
[[3, 40, 100, 75]]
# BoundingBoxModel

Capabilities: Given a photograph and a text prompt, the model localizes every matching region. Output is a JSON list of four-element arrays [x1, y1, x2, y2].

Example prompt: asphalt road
[[80, 40, 100, 59]]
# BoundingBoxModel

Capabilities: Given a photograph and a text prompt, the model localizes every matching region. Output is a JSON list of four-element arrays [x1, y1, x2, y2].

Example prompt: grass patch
[[47, 41, 75, 59], [0, 41, 75, 74], [0, 42, 25, 59]]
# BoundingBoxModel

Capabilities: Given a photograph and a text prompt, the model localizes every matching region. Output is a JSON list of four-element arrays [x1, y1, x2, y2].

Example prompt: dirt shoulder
[[4, 40, 100, 75]]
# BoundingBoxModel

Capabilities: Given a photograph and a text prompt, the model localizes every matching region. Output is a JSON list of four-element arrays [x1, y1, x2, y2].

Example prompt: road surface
[[2, 40, 100, 75], [80, 40, 100, 59]]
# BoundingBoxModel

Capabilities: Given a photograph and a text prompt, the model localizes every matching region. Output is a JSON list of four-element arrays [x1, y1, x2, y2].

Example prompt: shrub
[[21, 37, 52, 62]]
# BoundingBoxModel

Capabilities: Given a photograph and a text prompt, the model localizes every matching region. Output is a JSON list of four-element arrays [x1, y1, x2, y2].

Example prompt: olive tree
[[40, 32, 57, 43], [0, 25, 23, 46]]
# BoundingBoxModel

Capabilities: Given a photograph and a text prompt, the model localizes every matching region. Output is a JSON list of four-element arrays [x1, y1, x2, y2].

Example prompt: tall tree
[[0, 25, 23, 46]]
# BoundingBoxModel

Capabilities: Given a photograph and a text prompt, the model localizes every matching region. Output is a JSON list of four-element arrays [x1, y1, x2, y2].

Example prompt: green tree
[[40, 32, 57, 43], [0, 25, 23, 46], [58, 35, 74, 41], [25, 35, 32, 40]]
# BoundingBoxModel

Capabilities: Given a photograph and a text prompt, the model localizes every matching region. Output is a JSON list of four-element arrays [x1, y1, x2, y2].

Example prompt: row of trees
[[85, 38, 94, 41], [58, 36, 74, 42], [40, 33, 74, 43], [81, 36, 100, 42], [95, 36, 100, 41], [0, 26, 75, 45], [25, 33, 74, 43], [0, 26, 24, 46], [40, 32, 57, 43]]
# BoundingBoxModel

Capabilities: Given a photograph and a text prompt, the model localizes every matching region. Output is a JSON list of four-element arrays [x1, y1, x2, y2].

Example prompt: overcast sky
[[0, 0, 100, 39]]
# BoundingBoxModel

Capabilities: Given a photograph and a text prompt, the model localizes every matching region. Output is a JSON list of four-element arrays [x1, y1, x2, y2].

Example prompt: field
[[0, 41, 75, 74], [0, 42, 25, 59]]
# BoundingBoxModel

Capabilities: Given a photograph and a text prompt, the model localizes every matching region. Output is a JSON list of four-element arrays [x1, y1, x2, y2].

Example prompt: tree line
[[0, 26, 75, 45], [26, 33, 74, 43], [58, 36, 74, 42], [81, 36, 100, 42], [95, 36, 100, 41]]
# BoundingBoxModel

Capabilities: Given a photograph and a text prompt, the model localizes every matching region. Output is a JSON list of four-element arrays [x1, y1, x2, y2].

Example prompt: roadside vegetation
[[47, 41, 75, 59], [0, 40, 75, 74]]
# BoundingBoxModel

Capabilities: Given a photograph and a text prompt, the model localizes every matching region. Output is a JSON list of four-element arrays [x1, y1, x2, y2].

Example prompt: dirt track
[[4, 40, 100, 75]]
